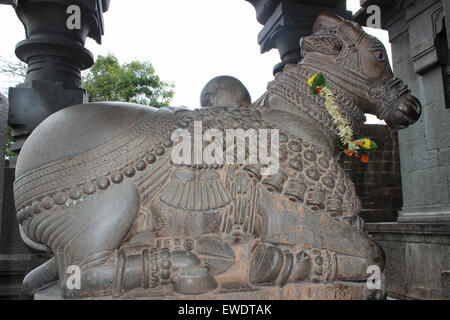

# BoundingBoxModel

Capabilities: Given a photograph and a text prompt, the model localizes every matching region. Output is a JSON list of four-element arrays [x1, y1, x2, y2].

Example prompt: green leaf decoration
[[310, 73, 330, 94]]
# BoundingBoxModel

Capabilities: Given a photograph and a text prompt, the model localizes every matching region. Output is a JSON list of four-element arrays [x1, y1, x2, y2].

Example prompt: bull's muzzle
[[384, 93, 422, 130]]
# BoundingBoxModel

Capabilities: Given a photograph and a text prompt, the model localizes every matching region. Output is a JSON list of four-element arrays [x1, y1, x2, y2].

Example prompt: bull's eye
[[375, 51, 385, 61], [310, 35, 343, 55]]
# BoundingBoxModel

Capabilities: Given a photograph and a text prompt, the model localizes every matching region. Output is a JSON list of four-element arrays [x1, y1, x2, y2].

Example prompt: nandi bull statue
[[14, 13, 421, 299]]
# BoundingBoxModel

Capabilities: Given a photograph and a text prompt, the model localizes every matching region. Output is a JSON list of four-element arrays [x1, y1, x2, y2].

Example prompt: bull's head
[[300, 13, 421, 130]]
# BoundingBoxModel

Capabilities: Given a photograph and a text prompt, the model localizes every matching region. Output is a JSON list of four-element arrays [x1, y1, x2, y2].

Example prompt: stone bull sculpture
[[14, 13, 421, 299]]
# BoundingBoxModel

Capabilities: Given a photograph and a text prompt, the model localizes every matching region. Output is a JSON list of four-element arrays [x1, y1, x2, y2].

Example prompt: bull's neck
[[264, 63, 366, 139]]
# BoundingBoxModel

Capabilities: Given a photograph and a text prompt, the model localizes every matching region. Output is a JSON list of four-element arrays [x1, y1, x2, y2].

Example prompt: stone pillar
[[388, 0, 448, 223], [0, 0, 109, 299], [443, 0, 450, 110], [246, 0, 352, 75], [356, 0, 450, 300], [357, 0, 450, 223], [5, 0, 109, 165]]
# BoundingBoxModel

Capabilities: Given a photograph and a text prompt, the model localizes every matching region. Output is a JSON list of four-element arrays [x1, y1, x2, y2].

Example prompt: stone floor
[[35, 282, 385, 300]]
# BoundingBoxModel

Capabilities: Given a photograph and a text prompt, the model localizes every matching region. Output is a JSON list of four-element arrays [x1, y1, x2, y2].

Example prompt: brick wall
[[343, 124, 402, 222]]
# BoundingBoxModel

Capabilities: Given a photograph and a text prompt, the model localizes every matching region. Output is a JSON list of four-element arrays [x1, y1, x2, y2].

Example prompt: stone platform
[[366, 223, 450, 300], [35, 282, 384, 300]]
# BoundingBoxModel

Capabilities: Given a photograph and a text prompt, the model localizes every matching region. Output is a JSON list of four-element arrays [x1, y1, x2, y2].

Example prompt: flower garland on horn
[[307, 73, 377, 163]]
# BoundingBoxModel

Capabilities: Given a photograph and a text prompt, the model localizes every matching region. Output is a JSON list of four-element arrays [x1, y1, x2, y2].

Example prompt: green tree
[[0, 54, 175, 159], [83, 54, 174, 107]]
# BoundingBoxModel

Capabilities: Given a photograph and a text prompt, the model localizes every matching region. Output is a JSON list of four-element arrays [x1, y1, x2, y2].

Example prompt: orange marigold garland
[[308, 73, 378, 163]]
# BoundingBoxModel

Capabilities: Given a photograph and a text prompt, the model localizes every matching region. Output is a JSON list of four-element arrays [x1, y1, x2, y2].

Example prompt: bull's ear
[[313, 12, 344, 33], [306, 35, 343, 55]]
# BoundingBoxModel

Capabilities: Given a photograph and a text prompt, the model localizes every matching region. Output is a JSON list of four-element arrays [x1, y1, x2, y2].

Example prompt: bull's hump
[[16, 102, 158, 177]]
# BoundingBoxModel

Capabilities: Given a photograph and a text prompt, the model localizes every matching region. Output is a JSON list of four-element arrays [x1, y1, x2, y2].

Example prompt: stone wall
[[0, 169, 50, 299], [389, 0, 449, 223], [0, 94, 7, 233], [366, 223, 450, 300], [356, 0, 450, 300], [343, 124, 403, 223]]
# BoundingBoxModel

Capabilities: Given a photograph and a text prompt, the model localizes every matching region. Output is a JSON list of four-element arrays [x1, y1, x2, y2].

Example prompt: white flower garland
[[319, 87, 359, 153]]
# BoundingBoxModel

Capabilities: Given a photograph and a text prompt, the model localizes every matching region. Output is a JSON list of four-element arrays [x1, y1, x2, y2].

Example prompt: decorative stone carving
[[14, 14, 421, 299], [246, 0, 352, 74]]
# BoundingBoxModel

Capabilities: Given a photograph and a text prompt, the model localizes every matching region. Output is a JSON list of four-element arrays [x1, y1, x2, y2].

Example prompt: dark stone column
[[0, 94, 7, 235], [442, 0, 450, 109], [5, 0, 109, 165], [0, 168, 51, 299], [0, 0, 109, 299], [246, 0, 352, 75], [444, 0, 450, 49]]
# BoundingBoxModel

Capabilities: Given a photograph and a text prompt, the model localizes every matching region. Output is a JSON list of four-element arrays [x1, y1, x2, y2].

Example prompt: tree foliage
[[0, 56, 27, 95], [0, 54, 175, 159], [0, 57, 27, 157], [83, 54, 174, 107], [0, 56, 27, 79]]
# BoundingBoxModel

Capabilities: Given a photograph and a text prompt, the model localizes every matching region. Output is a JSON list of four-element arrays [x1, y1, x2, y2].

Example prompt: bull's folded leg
[[26, 178, 218, 299], [60, 245, 218, 299], [249, 242, 385, 287], [60, 251, 116, 298], [109, 246, 217, 298], [21, 258, 59, 298], [40, 182, 141, 299]]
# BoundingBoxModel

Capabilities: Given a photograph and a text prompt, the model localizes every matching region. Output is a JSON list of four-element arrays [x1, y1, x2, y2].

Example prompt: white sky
[[0, 0, 389, 123]]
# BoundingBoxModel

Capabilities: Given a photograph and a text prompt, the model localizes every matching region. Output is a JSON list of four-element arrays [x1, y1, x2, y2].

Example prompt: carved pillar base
[[5, 0, 109, 164], [8, 82, 88, 164]]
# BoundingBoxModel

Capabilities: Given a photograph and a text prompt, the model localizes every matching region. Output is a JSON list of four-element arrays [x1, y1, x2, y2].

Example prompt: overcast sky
[[0, 0, 389, 122]]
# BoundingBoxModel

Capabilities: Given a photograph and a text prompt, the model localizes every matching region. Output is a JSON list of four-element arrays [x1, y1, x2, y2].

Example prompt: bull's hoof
[[174, 266, 218, 295]]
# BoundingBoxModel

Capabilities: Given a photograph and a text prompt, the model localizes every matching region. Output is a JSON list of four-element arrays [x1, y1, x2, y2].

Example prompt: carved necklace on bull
[[308, 73, 377, 163]]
